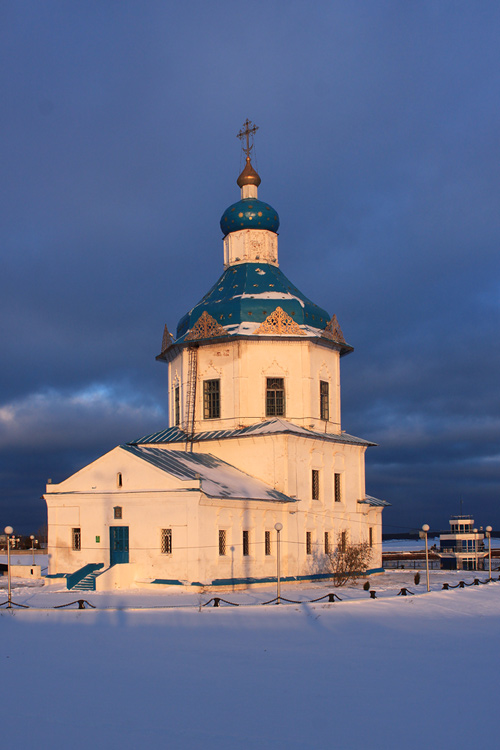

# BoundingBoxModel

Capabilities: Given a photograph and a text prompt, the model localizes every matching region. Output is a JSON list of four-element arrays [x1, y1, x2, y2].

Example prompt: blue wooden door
[[110, 526, 129, 565]]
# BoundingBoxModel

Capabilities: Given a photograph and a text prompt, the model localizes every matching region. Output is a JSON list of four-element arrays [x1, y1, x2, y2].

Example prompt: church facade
[[44, 123, 388, 590]]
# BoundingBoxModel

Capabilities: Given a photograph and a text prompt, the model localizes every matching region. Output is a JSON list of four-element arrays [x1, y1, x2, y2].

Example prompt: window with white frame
[[174, 385, 180, 426], [266, 378, 285, 417], [204, 379, 220, 419], [320, 380, 329, 421], [161, 528, 172, 554]]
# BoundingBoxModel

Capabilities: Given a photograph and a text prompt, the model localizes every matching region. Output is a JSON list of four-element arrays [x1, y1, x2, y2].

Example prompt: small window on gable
[[113, 506, 122, 520], [320, 380, 329, 421], [117, 472, 123, 488]]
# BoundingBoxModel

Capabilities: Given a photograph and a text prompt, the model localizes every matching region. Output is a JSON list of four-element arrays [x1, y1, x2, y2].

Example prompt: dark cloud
[[1, 1, 499, 533]]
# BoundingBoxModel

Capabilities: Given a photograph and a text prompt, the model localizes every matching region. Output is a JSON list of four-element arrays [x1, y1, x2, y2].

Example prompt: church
[[44, 122, 388, 590]]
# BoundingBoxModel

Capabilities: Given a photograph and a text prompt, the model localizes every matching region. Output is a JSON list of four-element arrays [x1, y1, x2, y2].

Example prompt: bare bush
[[326, 531, 372, 587]]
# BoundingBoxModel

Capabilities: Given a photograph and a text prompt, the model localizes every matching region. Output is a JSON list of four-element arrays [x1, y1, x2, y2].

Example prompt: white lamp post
[[422, 524, 430, 592], [4, 526, 13, 608], [30, 535, 35, 566], [485, 526, 492, 580], [274, 523, 283, 603]]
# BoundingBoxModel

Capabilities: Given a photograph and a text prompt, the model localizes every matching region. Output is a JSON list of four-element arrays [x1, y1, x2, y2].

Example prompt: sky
[[1, 1, 499, 534]]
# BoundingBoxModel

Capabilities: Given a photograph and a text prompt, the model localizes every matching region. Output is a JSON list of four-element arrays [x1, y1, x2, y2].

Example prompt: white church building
[[44, 122, 388, 591]]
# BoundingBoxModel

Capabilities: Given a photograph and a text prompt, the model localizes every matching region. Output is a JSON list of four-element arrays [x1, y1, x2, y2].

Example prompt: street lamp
[[485, 526, 492, 580], [30, 535, 36, 566], [421, 524, 430, 592], [4, 526, 13, 608], [274, 522, 283, 603]]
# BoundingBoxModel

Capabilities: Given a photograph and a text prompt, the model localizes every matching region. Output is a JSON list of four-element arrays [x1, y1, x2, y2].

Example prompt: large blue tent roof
[[176, 261, 331, 341]]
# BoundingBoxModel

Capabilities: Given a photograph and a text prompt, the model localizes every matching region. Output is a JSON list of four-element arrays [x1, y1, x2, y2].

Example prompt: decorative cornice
[[185, 311, 227, 341], [254, 306, 305, 336], [322, 314, 345, 343]]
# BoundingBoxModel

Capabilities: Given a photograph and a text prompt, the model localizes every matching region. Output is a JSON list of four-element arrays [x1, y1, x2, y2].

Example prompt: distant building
[[437, 515, 487, 570], [44, 123, 389, 590]]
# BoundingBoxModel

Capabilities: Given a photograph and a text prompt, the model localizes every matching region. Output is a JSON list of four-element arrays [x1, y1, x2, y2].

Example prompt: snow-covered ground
[[2, 564, 500, 749]]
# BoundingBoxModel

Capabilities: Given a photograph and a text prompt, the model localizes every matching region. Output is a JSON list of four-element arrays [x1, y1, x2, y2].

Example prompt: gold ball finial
[[237, 157, 261, 188]]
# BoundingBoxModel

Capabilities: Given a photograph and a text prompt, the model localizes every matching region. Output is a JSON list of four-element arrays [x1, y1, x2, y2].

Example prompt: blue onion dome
[[220, 199, 280, 236], [176, 262, 333, 341]]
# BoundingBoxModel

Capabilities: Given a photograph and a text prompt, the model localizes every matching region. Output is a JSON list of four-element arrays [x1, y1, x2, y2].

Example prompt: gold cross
[[237, 119, 259, 159]]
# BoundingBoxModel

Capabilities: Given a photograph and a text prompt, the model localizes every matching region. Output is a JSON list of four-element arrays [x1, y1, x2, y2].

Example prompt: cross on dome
[[237, 118, 259, 159]]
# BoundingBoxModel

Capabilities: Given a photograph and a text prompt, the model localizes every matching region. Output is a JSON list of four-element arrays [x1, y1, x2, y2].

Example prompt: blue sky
[[1, 1, 499, 533]]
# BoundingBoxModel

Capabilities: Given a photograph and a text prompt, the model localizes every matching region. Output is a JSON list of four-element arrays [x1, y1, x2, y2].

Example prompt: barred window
[[334, 473, 342, 503], [265, 530, 271, 556], [312, 469, 320, 501], [243, 530, 250, 556], [204, 379, 220, 419], [341, 530, 347, 553], [266, 378, 285, 417], [306, 531, 312, 555], [324, 531, 330, 555], [72, 528, 81, 551], [219, 529, 227, 556], [113, 506, 122, 520], [369, 527, 373, 549], [320, 380, 329, 421], [174, 385, 180, 426], [161, 528, 172, 554]]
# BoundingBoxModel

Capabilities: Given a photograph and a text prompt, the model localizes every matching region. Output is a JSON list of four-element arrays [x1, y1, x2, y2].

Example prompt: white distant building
[[438, 515, 487, 571], [44, 122, 389, 590]]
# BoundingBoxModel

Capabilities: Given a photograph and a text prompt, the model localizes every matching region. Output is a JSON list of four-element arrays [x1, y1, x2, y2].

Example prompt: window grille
[[306, 531, 312, 555], [72, 528, 81, 551], [218, 529, 227, 556], [369, 527, 373, 548], [161, 528, 172, 554], [266, 378, 285, 417], [113, 506, 122, 520], [204, 379, 220, 419], [324, 531, 330, 555], [320, 380, 329, 420], [334, 473, 342, 503], [265, 530, 271, 556], [341, 530, 347, 552], [243, 530, 250, 556], [174, 385, 180, 426], [312, 469, 320, 501]]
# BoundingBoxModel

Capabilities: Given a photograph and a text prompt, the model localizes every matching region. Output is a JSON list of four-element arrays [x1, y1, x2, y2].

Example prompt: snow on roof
[[358, 495, 391, 507], [130, 418, 376, 447], [121, 444, 296, 503]]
